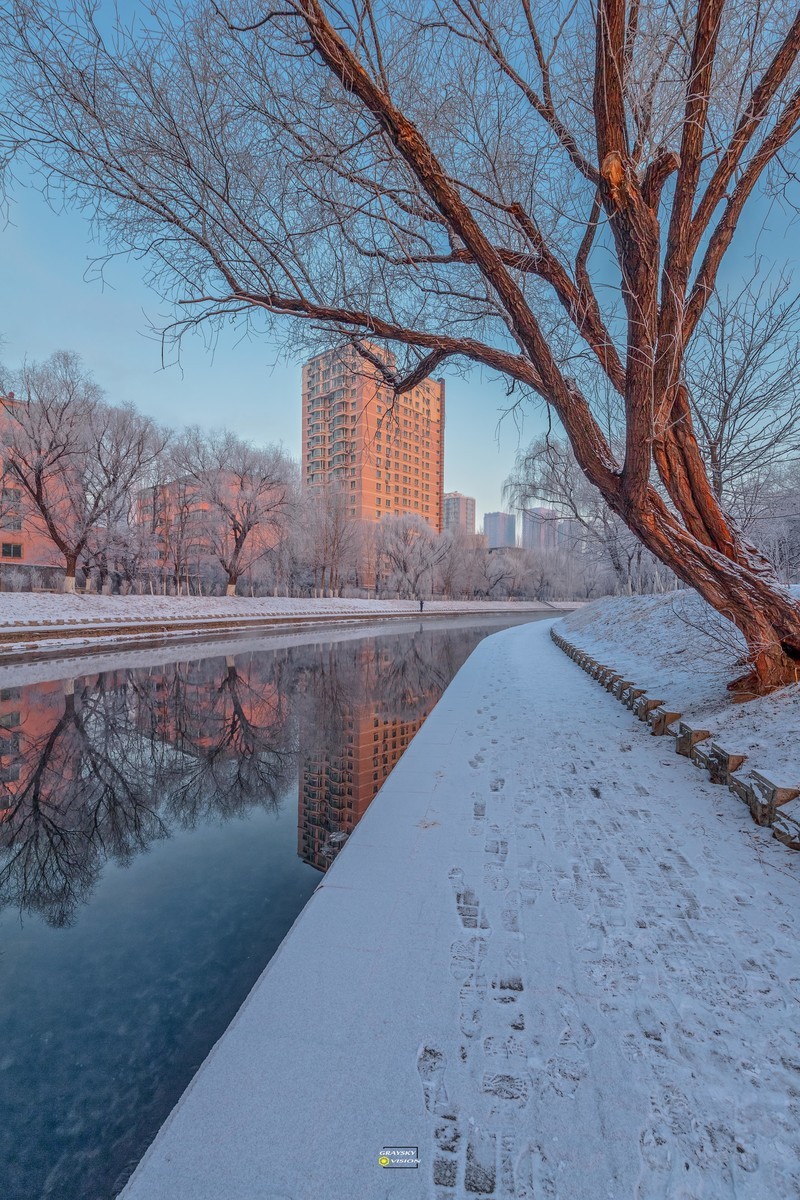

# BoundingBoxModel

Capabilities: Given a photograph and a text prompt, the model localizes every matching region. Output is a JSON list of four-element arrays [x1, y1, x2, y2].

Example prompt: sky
[[2, 0, 797, 533], [0, 186, 545, 527]]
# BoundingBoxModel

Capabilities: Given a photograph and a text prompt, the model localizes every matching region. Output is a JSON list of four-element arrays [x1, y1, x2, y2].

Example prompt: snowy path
[[121, 620, 800, 1200]]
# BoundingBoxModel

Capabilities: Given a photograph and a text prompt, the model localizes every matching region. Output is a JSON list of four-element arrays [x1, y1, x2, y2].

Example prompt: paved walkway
[[121, 620, 800, 1200]]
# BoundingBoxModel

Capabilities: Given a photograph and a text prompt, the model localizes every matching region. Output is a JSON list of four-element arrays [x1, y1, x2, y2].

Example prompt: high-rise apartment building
[[483, 511, 516, 549], [301, 346, 445, 531], [443, 492, 476, 535], [521, 507, 559, 552]]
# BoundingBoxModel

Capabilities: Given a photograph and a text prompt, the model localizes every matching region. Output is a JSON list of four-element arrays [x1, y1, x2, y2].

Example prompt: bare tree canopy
[[685, 270, 800, 519], [5, 0, 800, 686], [174, 427, 292, 594], [0, 351, 166, 589], [378, 513, 448, 598]]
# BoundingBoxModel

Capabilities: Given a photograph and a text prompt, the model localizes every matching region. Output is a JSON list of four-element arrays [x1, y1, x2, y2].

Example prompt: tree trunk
[[226, 580, 237, 597], [63, 556, 77, 593], [621, 497, 800, 695]]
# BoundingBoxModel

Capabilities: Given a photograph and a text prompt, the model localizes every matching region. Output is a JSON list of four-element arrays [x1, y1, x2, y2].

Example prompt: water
[[0, 614, 545, 1199]]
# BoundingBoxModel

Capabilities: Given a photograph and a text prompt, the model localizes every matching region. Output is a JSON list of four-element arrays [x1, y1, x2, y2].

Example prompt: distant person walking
[[419, 599, 424, 613]]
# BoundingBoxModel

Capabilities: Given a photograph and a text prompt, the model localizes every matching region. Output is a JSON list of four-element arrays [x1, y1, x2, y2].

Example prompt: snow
[[561, 589, 800, 787], [0, 613, 533, 692], [0, 593, 563, 629], [120, 619, 800, 1200], [0, 594, 566, 659]]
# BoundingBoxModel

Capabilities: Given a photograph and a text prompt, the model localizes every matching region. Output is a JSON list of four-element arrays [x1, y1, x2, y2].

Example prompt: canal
[[0, 614, 548, 1200]]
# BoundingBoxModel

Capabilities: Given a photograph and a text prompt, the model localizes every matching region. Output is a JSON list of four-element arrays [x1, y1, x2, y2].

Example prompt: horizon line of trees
[[4, 340, 800, 604], [0, 348, 685, 602]]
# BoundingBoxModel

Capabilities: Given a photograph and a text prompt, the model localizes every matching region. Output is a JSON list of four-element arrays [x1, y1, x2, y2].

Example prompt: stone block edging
[[550, 625, 800, 852]]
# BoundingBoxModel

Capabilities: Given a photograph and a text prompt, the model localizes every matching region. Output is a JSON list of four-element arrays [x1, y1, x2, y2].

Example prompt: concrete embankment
[[120, 619, 800, 1200], [0, 599, 562, 663]]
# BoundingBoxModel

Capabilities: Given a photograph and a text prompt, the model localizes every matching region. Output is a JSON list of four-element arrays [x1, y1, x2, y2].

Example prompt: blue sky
[[2, 9, 796, 534], [1, 185, 543, 526]]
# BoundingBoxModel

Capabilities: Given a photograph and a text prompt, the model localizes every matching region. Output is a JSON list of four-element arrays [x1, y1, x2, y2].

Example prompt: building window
[[1, 543, 22, 559]]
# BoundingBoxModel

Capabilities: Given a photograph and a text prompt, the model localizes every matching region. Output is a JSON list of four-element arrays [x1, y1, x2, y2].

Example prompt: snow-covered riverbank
[[120, 618, 800, 1200], [0, 594, 568, 659], [561, 590, 800, 785], [0, 595, 566, 628]]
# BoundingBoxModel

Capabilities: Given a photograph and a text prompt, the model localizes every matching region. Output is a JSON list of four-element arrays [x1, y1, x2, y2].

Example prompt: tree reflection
[[0, 656, 294, 926], [0, 622, 496, 922]]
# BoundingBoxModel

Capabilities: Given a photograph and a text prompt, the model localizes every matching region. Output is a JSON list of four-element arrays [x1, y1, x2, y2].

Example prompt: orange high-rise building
[[301, 346, 445, 531]]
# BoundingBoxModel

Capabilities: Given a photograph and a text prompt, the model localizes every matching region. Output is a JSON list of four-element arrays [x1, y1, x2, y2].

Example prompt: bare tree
[[144, 449, 202, 595], [377, 514, 448, 599], [6, 2, 800, 685], [301, 482, 361, 596], [437, 528, 476, 599], [506, 436, 672, 594], [0, 352, 165, 591], [471, 549, 517, 600], [175, 427, 292, 596], [684, 270, 800, 523]]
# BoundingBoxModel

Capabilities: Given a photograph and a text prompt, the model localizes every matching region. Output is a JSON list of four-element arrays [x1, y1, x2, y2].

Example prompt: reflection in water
[[0, 618, 534, 1200], [0, 627, 470, 926], [298, 629, 460, 869], [0, 659, 294, 927]]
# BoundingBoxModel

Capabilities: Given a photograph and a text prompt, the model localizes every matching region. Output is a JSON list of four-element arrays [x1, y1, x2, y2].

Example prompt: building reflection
[[297, 630, 455, 870], [300, 701, 432, 870], [0, 624, 491, 925]]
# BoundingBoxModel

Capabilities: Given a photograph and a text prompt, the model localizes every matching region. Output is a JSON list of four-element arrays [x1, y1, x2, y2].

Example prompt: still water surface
[[0, 614, 544, 1199]]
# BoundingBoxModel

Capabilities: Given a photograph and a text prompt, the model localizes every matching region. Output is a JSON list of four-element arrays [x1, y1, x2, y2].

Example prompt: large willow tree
[[3, 0, 800, 691]]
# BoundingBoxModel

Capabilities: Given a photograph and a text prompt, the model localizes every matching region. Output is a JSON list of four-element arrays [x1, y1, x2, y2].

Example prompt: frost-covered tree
[[175, 428, 293, 596], [0, 352, 165, 591], [7, 1, 800, 685], [301, 483, 361, 597], [377, 514, 448, 600]]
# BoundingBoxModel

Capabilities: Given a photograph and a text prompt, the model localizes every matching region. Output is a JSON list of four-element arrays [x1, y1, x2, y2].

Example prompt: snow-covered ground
[[0, 594, 566, 659], [561, 589, 800, 786], [0, 613, 544, 691], [0, 593, 562, 629], [121, 619, 800, 1200]]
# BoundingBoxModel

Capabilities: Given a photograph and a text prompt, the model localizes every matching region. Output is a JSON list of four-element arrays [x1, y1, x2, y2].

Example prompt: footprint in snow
[[484, 862, 509, 891], [515, 1143, 557, 1200], [416, 1044, 453, 1117], [482, 1070, 530, 1107], [501, 890, 521, 934], [450, 935, 487, 983]]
